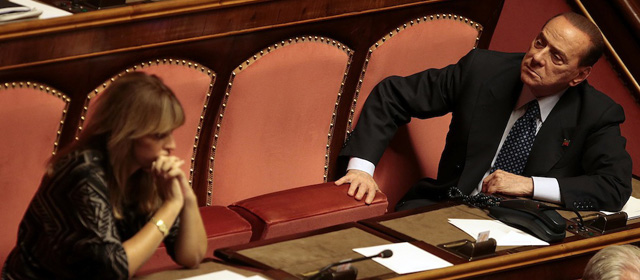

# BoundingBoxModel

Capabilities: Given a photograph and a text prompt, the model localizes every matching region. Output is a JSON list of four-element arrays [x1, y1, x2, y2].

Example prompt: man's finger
[[335, 175, 349, 186], [365, 188, 376, 204], [347, 181, 359, 196], [355, 185, 368, 200]]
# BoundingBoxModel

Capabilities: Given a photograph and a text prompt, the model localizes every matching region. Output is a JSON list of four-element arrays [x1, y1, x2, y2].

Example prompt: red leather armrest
[[231, 182, 388, 240]]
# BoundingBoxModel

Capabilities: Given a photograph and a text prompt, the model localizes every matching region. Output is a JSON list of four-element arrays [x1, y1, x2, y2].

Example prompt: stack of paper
[[448, 219, 549, 246], [353, 242, 453, 274], [0, 0, 41, 23], [602, 196, 640, 220]]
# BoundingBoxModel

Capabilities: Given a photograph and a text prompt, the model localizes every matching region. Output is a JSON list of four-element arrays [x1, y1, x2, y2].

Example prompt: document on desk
[[601, 196, 640, 220], [178, 270, 268, 280], [353, 242, 453, 274], [448, 219, 549, 246]]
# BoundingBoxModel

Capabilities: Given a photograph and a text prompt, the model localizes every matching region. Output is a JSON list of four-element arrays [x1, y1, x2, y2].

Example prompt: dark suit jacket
[[341, 49, 632, 211]]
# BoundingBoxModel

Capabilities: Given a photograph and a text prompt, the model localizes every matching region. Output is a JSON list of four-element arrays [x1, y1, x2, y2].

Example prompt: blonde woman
[[2, 72, 207, 279]]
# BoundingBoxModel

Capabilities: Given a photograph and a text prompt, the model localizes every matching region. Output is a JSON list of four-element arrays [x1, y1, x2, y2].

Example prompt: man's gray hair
[[583, 244, 640, 280]]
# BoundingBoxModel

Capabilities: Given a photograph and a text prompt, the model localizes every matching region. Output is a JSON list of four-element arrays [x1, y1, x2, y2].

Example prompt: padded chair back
[[0, 82, 69, 266], [349, 15, 482, 209], [80, 59, 215, 184], [209, 36, 352, 206]]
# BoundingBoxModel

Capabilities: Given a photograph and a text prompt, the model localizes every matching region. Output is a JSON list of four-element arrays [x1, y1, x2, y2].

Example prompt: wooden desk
[[212, 202, 640, 280]]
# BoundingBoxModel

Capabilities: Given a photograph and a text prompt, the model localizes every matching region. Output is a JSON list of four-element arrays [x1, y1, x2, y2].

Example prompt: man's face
[[520, 16, 593, 97]]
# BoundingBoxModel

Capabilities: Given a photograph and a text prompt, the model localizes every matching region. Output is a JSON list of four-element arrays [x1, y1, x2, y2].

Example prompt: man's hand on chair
[[335, 169, 380, 204]]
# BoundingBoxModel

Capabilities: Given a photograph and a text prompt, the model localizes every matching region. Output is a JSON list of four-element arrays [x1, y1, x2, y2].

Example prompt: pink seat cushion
[[136, 206, 252, 275], [0, 85, 67, 266], [210, 40, 351, 206], [231, 182, 388, 240]]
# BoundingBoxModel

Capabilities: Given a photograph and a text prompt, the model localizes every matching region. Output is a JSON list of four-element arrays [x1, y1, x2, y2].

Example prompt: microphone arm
[[307, 250, 393, 280]]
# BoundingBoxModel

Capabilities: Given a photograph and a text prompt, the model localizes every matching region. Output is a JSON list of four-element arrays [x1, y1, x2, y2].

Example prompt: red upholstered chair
[[208, 37, 388, 240], [0, 82, 70, 267], [348, 14, 483, 210], [80, 60, 252, 275]]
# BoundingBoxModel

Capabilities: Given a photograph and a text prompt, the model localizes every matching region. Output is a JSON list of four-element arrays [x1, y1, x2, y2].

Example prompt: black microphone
[[306, 250, 393, 280]]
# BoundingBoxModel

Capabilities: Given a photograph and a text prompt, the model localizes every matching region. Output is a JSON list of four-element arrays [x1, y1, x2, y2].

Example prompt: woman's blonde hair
[[53, 72, 185, 218]]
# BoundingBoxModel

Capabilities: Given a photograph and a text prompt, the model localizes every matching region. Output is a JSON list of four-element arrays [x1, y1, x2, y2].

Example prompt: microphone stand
[[306, 250, 393, 280]]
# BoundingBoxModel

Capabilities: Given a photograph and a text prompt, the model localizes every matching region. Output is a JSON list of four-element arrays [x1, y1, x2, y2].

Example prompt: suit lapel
[[524, 87, 580, 175], [460, 67, 522, 192]]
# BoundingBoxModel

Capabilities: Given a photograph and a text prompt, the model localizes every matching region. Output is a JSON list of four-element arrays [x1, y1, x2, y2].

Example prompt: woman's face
[[132, 132, 176, 171]]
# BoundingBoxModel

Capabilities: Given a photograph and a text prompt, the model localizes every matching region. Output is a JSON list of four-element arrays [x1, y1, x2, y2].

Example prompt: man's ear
[[569, 66, 592, 86]]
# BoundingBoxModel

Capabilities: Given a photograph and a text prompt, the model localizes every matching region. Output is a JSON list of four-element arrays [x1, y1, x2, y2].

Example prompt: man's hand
[[335, 169, 380, 204], [482, 169, 534, 197]]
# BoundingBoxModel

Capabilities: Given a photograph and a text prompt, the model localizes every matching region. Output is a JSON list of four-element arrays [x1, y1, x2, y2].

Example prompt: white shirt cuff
[[532, 176, 561, 204], [347, 157, 375, 177]]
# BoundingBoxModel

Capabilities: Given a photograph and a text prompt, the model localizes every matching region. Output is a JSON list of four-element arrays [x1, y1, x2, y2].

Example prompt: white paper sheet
[[448, 218, 549, 246], [9, 0, 71, 19], [353, 242, 452, 274], [602, 196, 640, 220], [179, 270, 268, 280]]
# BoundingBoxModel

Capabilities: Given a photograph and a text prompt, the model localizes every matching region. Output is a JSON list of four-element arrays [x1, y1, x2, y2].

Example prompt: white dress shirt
[[347, 86, 566, 203]]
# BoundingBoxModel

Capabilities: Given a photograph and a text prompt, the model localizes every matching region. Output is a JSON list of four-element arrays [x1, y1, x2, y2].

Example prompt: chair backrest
[[79, 59, 215, 184], [348, 14, 482, 209], [0, 82, 70, 266], [208, 36, 352, 206]]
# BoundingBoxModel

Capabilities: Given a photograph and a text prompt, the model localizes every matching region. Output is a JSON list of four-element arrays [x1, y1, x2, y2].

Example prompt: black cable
[[447, 186, 586, 230], [447, 187, 502, 208]]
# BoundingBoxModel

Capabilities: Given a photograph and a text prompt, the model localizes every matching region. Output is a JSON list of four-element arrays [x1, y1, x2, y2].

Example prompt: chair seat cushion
[[136, 206, 252, 276], [230, 182, 388, 240]]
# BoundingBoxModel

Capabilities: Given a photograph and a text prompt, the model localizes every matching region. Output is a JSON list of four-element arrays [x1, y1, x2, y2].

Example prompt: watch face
[[152, 218, 168, 236]]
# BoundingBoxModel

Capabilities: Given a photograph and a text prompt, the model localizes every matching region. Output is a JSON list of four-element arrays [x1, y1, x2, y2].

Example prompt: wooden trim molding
[[393, 226, 640, 279]]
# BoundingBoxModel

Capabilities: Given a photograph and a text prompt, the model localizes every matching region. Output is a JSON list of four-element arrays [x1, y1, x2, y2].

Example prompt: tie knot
[[524, 100, 540, 121]]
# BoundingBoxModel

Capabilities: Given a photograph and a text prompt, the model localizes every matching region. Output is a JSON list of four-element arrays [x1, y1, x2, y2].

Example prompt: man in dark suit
[[336, 12, 632, 212]]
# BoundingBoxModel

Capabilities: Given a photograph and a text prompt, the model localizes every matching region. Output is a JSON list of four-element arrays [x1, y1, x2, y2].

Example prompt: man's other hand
[[335, 169, 380, 204], [482, 169, 534, 197]]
